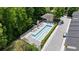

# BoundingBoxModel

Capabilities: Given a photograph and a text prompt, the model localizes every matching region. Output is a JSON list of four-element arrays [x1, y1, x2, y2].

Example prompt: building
[[41, 13, 54, 22]]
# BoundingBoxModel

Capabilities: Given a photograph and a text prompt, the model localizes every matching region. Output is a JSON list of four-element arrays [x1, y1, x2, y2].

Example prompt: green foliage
[[2, 8, 34, 44], [52, 7, 65, 18], [50, 7, 54, 10], [41, 23, 57, 48], [0, 23, 7, 50], [2, 8, 18, 44], [5, 39, 38, 51], [45, 7, 51, 12], [25, 7, 34, 18], [33, 7, 47, 23], [67, 7, 79, 17]]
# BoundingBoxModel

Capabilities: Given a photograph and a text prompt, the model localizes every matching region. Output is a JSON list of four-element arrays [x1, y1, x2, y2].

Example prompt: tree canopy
[[0, 7, 48, 50]]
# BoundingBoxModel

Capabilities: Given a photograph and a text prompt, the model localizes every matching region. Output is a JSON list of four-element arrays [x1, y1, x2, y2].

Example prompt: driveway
[[42, 16, 71, 51]]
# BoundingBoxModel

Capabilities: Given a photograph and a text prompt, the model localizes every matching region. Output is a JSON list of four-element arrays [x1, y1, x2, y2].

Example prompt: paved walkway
[[42, 16, 71, 51]]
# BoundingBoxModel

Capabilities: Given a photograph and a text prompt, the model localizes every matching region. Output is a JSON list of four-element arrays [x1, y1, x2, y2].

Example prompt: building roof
[[65, 11, 79, 51], [41, 13, 54, 21]]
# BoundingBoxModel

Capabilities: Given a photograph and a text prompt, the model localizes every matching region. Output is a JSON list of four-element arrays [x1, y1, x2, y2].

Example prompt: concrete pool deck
[[20, 22, 54, 48]]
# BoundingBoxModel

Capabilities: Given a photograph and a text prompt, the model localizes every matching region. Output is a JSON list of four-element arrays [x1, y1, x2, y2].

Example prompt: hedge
[[41, 23, 57, 48]]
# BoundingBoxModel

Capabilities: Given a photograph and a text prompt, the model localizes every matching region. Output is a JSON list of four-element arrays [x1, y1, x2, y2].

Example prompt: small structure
[[41, 13, 54, 22]]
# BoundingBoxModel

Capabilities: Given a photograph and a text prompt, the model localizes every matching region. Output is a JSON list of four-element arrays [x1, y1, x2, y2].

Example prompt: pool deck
[[20, 22, 54, 48], [20, 27, 41, 48]]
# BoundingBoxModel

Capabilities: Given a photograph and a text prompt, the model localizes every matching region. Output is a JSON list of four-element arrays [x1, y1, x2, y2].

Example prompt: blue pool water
[[32, 23, 54, 41]]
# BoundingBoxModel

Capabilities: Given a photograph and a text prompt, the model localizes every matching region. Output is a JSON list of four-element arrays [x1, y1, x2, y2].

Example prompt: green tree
[[25, 7, 34, 18], [0, 23, 7, 50], [33, 7, 47, 24], [67, 7, 79, 17], [16, 8, 33, 35], [52, 7, 65, 22], [2, 8, 17, 43], [53, 7, 65, 18]]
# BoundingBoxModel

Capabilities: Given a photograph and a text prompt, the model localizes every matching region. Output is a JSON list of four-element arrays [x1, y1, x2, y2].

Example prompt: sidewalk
[[42, 16, 71, 51]]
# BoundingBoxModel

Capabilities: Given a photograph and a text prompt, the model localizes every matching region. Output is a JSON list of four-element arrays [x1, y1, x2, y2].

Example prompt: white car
[[63, 33, 67, 38]]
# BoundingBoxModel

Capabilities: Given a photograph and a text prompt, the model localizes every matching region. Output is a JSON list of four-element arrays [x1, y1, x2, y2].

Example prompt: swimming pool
[[31, 22, 54, 41]]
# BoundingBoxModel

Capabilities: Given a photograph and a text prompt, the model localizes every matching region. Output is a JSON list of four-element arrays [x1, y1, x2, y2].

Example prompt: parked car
[[63, 33, 67, 38]]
